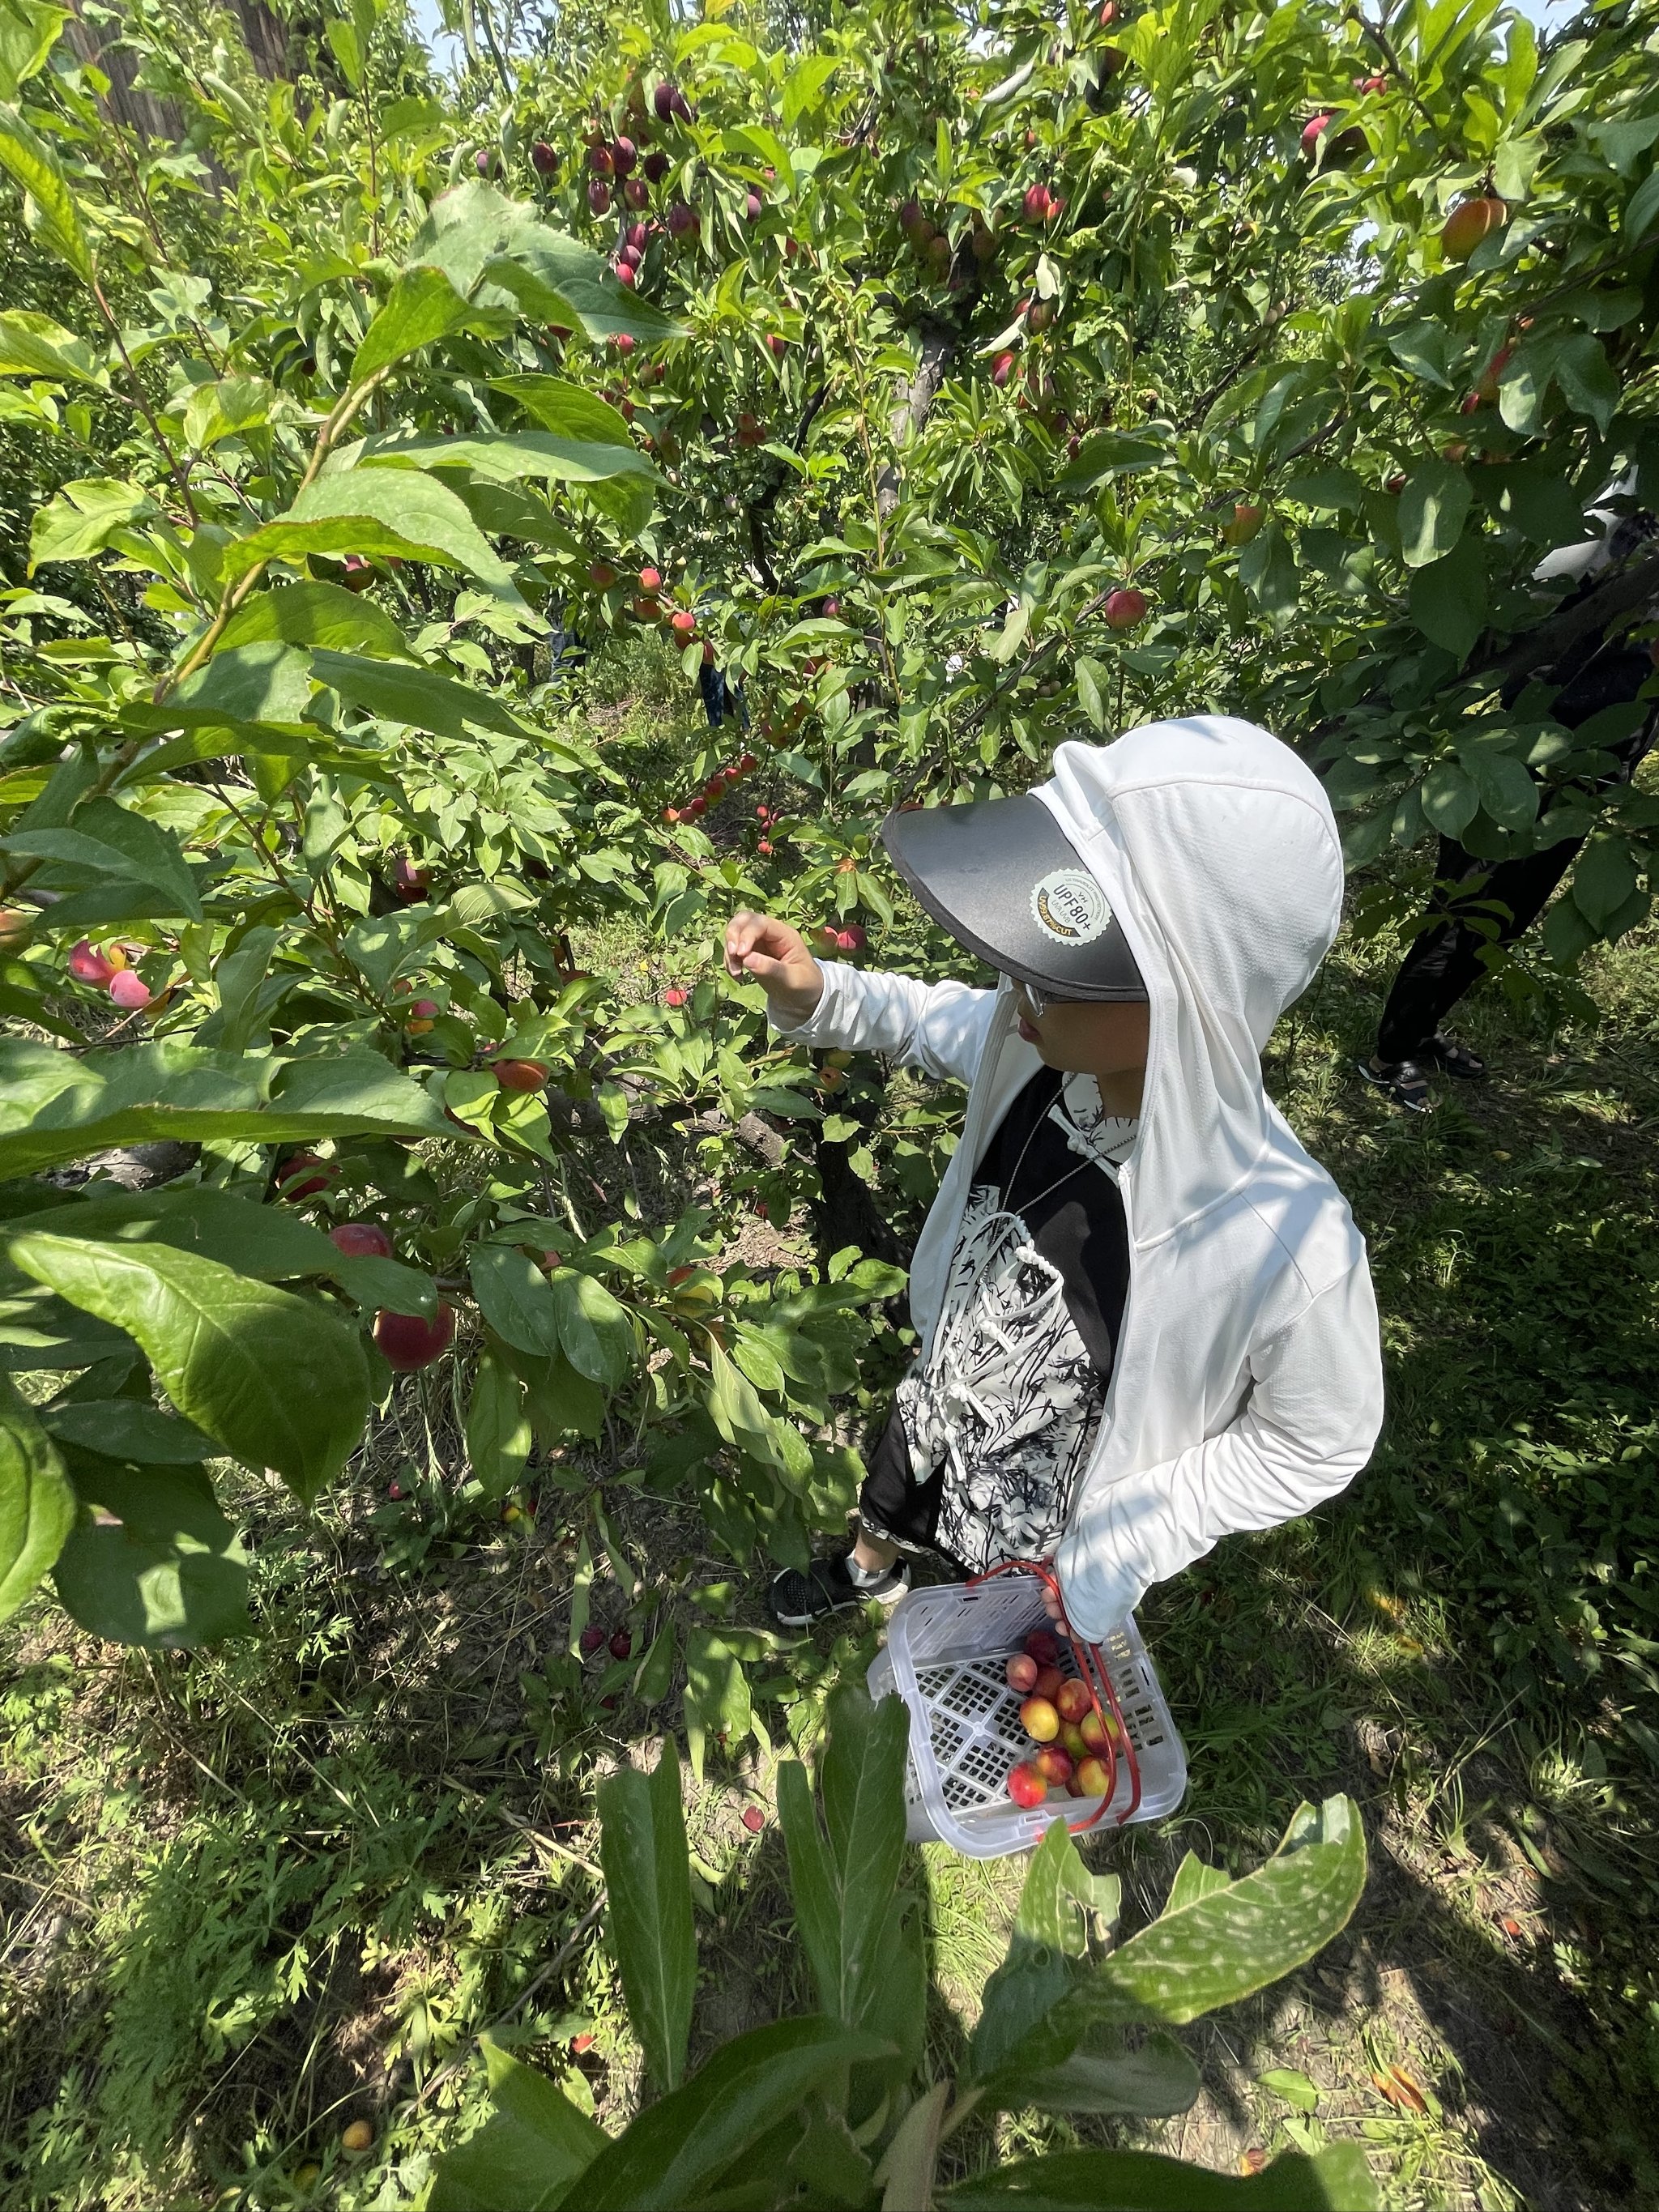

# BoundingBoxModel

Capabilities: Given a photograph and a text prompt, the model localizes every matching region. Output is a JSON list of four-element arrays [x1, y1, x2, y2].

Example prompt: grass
[[4, 820, 1659, 2210]]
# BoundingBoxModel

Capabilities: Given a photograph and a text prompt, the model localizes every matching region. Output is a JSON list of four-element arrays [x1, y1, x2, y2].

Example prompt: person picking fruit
[[723, 715, 1384, 1639]]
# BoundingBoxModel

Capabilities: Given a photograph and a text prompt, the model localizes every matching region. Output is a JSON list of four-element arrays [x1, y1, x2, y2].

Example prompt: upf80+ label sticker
[[1030, 868, 1111, 945]]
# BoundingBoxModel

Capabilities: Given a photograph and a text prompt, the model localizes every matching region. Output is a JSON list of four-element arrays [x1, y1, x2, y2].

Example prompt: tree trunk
[[875, 326, 954, 519]]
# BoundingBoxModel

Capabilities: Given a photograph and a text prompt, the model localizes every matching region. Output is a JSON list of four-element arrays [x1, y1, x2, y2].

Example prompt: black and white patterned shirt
[[863, 1069, 1136, 1575]]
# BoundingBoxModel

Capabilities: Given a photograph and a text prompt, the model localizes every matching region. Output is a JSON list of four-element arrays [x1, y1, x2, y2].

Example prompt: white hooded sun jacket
[[777, 714, 1385, 1639]]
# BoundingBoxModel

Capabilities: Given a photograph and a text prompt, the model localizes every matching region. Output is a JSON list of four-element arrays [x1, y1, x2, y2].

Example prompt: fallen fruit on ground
[[340, 2120, 373, 2154]]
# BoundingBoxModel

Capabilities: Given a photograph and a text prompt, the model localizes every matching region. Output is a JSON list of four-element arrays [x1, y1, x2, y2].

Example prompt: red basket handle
[[966, 1558, 1141, 1833]]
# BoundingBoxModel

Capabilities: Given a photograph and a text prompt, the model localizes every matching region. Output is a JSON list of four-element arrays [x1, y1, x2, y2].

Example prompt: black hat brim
[[881, 795, 1146, 1001]]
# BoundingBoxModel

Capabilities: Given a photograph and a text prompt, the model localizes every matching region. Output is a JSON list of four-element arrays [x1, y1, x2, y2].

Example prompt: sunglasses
[[1013, 980, 1085, 1021]]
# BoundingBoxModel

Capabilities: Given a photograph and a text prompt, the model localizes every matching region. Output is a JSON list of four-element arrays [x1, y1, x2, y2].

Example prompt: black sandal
[[1355, 1056, 1434, 1115], [1426, 1034, 1487, 1081]]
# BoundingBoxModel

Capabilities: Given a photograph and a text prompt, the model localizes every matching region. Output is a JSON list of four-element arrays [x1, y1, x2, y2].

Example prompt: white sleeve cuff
[[767, 960, 855, 1048]]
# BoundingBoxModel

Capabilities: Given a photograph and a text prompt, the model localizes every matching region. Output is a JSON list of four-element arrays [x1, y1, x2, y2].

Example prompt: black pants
[[698, 658, 747, 731], [1375, 640, 1655, 1063], [1375, 837, 1584, 1059]]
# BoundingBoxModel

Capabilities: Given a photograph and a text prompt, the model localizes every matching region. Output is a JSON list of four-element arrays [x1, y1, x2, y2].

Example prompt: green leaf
[[223, 467, 526, 604], [28, 477, 159, 570], [705, 1333, 781, 1463], [1, 795, 203, 923], [428, 2038, 608, 2211], [1625, 164, 1659, 245], [595, 1750, 697, 2092], [1490, 338, 1551, 439], [470, 1246, 563, 1358], [309, 649, 539, 743], [1418, 760, 1478, 837], [406, 181, 685, 347], [52, 1459, 249, 1647], [1572, 834, 1639, 926], [8, 1234, 370, 1506], [778, 1686, 911, 2035], [0, 1038, 452, 1181], [39, 1396, 214, 1463], [552, 1268, 632, 1388], [1165, 1852, 1230, 1912], [942, 2141, 1377, 2210], [0, 1370, 74, 1620], [783, 52, 838, 126], [0, 4, 68, 102], [575, 2018, 894, 2210], [1408, 535, 1486, 661], [4, 1186, 337, 1281], [1553, 334, 1619, 437], [1459, 744, 1538, 831], [1259, 2068, 1320, 2113], [1238, 518, 1299, 616], [1397, 462, 1470, 569], [1483, 463, 1584, 548], [213, 581, 423, 663], [503, 1343, 607, 1441], [352, 264, 480, 384], [0, 308, 100, 382], [1075, 657, 1110, 731], [182, 376, 273, 451], [326, 1254, 437, 1318], [972, 1819, 1122, 2088], [1005, 2026, 1201, 2117], [0, 99, 92, 278], [340, 908, 450, 998], [0, 1281, 136, 1374], [682, 1624, 753, 1781], [465, 1350, 531, 1497], [491, 374, 634, 446], [349, 428, 658, 487], [1058, 432, 1165, 489], [204, 925, 278, 1054], [1058, 1797, 1367, 2031], [173, 641, 313, 726]]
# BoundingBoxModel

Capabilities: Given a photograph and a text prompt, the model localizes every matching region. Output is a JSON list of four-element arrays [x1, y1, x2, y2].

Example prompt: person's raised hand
[[723, 910, 825, 1028]]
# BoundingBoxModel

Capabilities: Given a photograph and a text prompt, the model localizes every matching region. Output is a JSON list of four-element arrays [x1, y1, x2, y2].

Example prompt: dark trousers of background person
[[699, 658, 747, 732], [1375, 637, 1657, 1063]]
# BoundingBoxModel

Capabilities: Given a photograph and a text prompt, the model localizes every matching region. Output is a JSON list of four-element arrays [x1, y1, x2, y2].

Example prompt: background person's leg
[[1375, 836, 1585, 1063]]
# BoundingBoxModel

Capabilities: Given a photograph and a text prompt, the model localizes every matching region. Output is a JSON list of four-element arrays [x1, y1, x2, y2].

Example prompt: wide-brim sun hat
[[881, 794, 1146, 1001]]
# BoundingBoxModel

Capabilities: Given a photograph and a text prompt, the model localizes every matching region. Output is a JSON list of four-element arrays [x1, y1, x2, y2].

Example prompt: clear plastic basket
[[866, 1570, 1187, 1858]]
